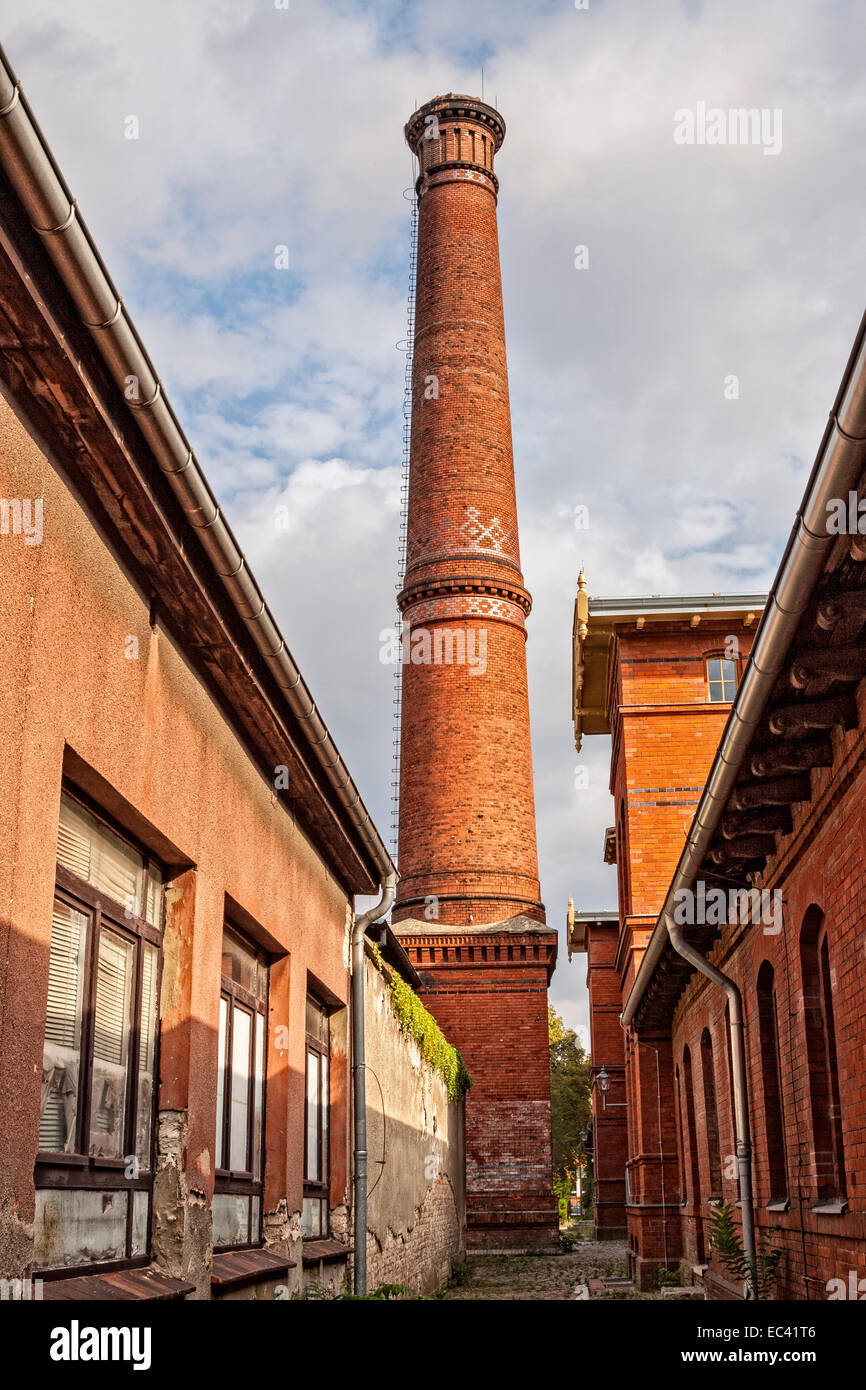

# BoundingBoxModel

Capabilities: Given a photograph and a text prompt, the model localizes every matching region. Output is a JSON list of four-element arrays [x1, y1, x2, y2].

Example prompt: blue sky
[[3, 0, 865, 1041]]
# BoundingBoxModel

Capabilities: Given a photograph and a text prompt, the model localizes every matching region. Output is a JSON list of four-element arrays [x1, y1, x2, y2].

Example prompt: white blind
[[39, 901, 88, 1152], [90, 930, 132, 1158], [139, 943, 158, 1075], [57, 794, 163, 925], [93, 931, 132, 1066], [44, 904, 86, 1049]]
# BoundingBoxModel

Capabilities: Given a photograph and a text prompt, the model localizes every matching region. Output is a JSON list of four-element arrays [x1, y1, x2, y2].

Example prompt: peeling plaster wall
[[359, 957, 466, 1295]]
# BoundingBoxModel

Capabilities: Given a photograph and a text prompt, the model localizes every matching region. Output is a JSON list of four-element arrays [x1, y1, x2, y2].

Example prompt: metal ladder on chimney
[[391, 188, 418, 859]]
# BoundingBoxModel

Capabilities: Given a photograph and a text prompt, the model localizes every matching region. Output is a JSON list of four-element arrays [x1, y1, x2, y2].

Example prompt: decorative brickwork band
[[402, 594, 526, 631]]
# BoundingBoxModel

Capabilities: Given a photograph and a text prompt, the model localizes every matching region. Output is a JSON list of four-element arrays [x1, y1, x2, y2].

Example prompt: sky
[[3, 0, 865, 1044]]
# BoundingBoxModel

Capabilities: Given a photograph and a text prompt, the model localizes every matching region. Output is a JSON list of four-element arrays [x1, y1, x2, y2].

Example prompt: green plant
[[294, 1280, 427, 1301], [389, 971, 472, 1101], [560, 1227, 582, 1252], [445, 1259, 471, 1288], [709, 1201, 785, 1299], [656, 1266, 680, 1288]]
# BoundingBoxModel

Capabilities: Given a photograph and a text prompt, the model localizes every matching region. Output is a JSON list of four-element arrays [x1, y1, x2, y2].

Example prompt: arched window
[[706, 655, 738, 703], [800, 907, 846, 1200], [756, 962, 787, 1201], [682, 1046, 705, 1261], [674, 1064, 687, 1204], [700, 1028, 723, 1200]]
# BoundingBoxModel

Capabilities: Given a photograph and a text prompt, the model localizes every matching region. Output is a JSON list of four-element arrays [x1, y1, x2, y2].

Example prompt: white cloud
[[5, 0, 865, 1037]]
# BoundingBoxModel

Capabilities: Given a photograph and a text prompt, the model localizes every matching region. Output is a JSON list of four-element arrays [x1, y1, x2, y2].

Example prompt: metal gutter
[[0, 45, 394, 884], [622, 305, 866, 1028], [588, 594, 766, 618], [351, 871, 398, 1295], [665, 913, 757, 1298]]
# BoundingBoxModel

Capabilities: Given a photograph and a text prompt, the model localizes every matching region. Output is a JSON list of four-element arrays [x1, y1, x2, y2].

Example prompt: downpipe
[[664, 913, 758, 1299], [351, 872, 398, 1295]]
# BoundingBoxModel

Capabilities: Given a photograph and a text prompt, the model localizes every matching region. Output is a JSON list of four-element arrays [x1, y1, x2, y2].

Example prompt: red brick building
[[566, 908, 623, 1237], [572, 310, 866, 1298], [392, 95, 559, 1251]]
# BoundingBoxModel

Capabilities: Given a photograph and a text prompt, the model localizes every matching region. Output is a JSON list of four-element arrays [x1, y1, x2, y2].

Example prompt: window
[[35, 790, 163, 1275], [800, 908, 846, 1201], [756, 963, 787, 1201], [616, 801, 631, 916], [213, 927, 268, 1249], [700, 1028, 723, 1200], [682, 1045, 706, 1261], [706, 656, 738, 703], [674, 1065, 686, 1204], [302, 995, 330, 1239]]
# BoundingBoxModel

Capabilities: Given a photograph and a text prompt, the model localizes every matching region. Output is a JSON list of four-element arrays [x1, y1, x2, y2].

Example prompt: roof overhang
[[566, 901, 619, 959]]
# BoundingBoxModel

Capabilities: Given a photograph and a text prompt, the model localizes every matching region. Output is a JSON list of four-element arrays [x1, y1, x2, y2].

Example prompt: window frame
[[705, 653, 740, 704], [800, 908, 846, 1202], [36, 787, 165, 1280], [213, 924, 269, 1251], [303, 994, 331, 1240]]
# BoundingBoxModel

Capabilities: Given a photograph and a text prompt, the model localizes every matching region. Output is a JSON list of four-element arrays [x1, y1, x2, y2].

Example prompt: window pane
[[251, 1195, 261, 1245], [212, 1193, 250, 1248], [34, 1188, 128, 1270], [229, 1005, 252, 1171], [135, 941, 159, 1167], [40, 900, 89, 1153], [58, 794, 144, 917], [221, 931, 258, 995], [306, 1051, 320, 1181], [131, 1190, 149, 1257], [321, 1053, 329, 1183], [708, 658, 737, 703], [302, 1196, 324, 1239], [90, 929, 134, 1158], [306, 995, 329, 1045], [215, 995, 228, 1168], [145, 865, 164, 928], [253, 1011, 265, 1179]]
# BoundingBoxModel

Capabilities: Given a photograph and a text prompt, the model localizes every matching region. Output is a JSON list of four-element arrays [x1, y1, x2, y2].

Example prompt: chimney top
[[404, 93, 506, 155]]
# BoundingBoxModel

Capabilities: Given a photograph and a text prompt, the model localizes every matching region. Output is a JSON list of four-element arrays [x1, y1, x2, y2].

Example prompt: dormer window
[[706, 656, 738, 703]]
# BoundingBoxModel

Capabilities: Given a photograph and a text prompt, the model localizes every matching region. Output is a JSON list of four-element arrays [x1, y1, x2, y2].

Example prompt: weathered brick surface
[[360, 957, 465, 1294], [393, 95, 558, 1252], [586, 618, 759, 1283], [587, 611, 866, 1297], [395, 95, 543, 929], [584, 921, 628, 1236], [671, 694, 866, 1298]]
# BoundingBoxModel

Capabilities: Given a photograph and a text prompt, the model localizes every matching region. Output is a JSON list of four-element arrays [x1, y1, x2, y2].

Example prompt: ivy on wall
[[388, 969, 472, 1102]]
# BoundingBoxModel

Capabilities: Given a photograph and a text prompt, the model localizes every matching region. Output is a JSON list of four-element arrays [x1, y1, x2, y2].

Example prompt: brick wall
[[396, 922, 559, 1249], [670, 681, 866, 1298], [587, 616, 758, 1285], [355, 955, 466, 1295]]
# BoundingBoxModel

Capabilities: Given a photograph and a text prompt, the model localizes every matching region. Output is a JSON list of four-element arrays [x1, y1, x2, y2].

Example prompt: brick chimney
[[393, 94, 559, 1251]]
